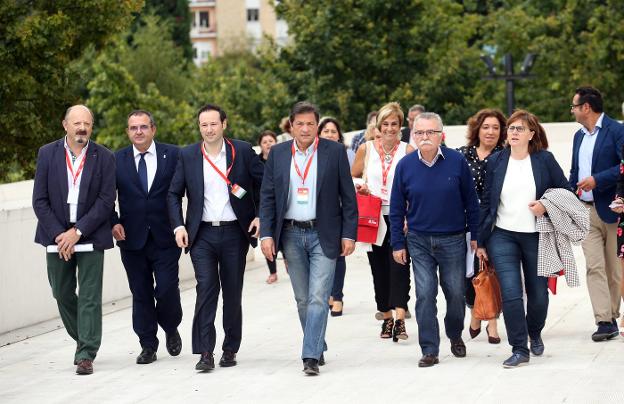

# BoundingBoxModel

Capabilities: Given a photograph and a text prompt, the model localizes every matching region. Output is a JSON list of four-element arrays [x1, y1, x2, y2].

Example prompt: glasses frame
[[413, 129, 442, 137]]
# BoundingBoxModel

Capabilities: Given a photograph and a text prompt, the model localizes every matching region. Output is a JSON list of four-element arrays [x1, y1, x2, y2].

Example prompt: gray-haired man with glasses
[[390, 112, 479, 368]]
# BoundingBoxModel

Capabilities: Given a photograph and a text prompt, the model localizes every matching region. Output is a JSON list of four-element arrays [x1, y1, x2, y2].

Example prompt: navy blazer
[[569, 114, 624, 223], [33, 138, 116, 250], [259, 138, 358, 260], [478, 148, 571, 247], [112, 142, 180, 251], [167, 139, 264, 252]]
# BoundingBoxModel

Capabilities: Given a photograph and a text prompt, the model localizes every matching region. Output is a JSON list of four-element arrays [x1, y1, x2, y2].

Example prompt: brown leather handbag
[[472, 258, 502, 320]]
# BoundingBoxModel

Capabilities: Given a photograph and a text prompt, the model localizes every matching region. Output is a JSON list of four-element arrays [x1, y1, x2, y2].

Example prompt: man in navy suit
[[111, 110, 183, 364], [569, 86, 624, 341], [33, 104, 116, 375], [167, 104, 264, 371], [260, 101, 358, 376]]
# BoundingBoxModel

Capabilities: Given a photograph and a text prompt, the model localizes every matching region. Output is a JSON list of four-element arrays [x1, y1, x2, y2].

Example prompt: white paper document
[[46, 244, 94, 253]]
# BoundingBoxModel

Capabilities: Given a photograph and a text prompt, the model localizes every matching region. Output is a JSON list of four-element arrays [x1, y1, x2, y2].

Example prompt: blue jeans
[[407, 232, 466, 356], [331, 256, 346, 301], [281, 225, 337, 360], [487, 227, 548, 356]]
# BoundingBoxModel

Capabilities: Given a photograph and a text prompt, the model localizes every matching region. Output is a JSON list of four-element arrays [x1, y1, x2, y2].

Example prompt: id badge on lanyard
[[66, 149, 86, 204], [292, 138, 318, 206]]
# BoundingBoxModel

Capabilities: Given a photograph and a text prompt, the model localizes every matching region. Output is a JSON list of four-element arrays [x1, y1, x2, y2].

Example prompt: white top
[[63, 137, 88, 223], [133, 141, 157, 192], [201, 141, 237, 222], [496, 155, 537, 233], [365, 140, 408, 213], [285, 140, 318, 221]]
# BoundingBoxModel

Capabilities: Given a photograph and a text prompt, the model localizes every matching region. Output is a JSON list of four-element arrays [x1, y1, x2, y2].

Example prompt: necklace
[[381, 141, 397, 163]]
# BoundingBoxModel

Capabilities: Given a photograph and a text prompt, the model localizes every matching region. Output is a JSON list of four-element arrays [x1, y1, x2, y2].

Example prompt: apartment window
[[247, 8, 259, 22], [199, 11, 209, 28]]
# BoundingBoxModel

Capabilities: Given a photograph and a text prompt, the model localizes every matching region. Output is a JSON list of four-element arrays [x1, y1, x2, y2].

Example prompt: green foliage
[[143, 0, 193, 61], [86, 15, 196, 151], [0, 0, 143, 182], [192, 49, 293, 143]]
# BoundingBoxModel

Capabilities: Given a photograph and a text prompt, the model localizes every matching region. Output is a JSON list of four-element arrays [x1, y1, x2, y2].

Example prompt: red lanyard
[[291, 137, 318, 186], [201, 138, 236, 186], [375, 140, 399, 186], [65, 147, 87, 187]]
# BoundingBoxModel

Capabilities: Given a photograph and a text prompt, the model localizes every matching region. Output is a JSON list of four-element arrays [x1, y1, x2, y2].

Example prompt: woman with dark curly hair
[[457, 108, 506, 344]]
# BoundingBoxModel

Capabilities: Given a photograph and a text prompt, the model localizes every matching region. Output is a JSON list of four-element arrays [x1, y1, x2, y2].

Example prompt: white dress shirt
[[201, 140, 237, 222], [63, 137, 89, 223], [577, 113, 604, 202], [133, 141, 157, 192], [284, 140, 318, 221], [496, 155, 537, 233]]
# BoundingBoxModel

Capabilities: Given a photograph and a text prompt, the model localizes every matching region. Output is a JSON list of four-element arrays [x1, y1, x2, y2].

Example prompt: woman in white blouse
[[476, 110, 571, 368], [352, 102, 415, 341]]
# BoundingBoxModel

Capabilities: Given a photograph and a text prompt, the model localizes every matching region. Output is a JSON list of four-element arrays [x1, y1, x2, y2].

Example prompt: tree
[[142, 0, 193, 61], [0, 0, 143, 182]]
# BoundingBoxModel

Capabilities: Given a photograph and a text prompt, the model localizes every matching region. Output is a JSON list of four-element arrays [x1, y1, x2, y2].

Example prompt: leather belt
[[284, 219, 317, 229], [201, 220, 238, 227], [580, 200, 594, 205]]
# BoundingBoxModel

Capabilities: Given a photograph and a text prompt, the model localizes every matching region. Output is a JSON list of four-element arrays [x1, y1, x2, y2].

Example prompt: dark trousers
[[189, 223, 249, 354], [367, 216, 410, 312], [331, 256, 346, 301], [120, 235, 182, 350], [465, 255, 479, 308], [487, 227, 548, 356], [46, 250, 104, 361], [265, 257, 277, 274]]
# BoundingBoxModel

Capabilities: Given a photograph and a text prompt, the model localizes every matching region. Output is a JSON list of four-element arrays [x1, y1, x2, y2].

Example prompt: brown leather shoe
[[76, 359, 93, 375], [418, 354, 439, 367], [450, 338, 466, 357]]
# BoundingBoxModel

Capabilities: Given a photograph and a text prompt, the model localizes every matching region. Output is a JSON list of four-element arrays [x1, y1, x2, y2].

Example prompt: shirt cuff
[[173, 226, 185, 235], [259, 236, 273, 242], [341, 238, 355, 242]]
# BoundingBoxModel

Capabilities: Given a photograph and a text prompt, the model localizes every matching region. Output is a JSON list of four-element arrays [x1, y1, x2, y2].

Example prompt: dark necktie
[[138, 152, 148, 193]]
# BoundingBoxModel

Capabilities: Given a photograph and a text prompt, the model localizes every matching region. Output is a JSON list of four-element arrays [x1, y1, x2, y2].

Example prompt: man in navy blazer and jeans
[[112, 110, 182, 364], [569, 86, 624, 341], [168, 104, 264, 371], [33, 104, 116, 375], [260, 101, 358, 376]]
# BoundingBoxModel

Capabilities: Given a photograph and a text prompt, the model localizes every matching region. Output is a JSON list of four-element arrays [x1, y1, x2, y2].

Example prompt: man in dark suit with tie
[[569, 86, 624, 341], [111, 110, 183, 364], [260, 101, 358, 376], [32, 104, 116, 375], [167, 104, 264, 371]]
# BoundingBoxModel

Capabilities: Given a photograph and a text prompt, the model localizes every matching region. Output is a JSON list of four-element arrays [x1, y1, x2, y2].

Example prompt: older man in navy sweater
[[390, 112, 479, 368]]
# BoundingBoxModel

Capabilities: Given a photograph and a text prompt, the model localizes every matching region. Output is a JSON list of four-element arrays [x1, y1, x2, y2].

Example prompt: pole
[[504, 53, 514, 116]]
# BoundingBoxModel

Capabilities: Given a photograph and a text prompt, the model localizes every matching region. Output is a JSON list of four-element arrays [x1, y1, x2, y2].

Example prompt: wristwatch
[[75, 227, 82, 237]]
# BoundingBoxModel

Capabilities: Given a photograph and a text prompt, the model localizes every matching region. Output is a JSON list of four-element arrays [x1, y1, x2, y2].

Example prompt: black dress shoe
[[219, 351, 237, 367], [450, 338, 466, 358], [195, 352, 215, 371], [418, 354, 439, 368], [302, 358, 319, 375], [530, 336, 544, 356], [136, 347, 157, 364], [76, 359, 94, 375], [502, 352, 529, 368], [319, 353, 325, 366], [166, 330, 182, 356]]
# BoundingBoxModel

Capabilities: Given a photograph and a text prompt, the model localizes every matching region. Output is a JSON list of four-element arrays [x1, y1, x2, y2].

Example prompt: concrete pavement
[[1, 246, 624, 404]]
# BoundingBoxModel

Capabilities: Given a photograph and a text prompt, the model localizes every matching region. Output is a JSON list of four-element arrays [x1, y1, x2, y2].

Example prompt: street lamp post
[[481, 53, 537, 116]]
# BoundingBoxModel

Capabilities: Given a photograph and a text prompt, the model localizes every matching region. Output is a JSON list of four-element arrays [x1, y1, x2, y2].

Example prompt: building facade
[[189, 0, 289, 66]]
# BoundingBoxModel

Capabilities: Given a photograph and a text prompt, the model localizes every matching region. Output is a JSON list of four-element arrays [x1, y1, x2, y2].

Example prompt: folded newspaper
[[46, 244, 94, 253]]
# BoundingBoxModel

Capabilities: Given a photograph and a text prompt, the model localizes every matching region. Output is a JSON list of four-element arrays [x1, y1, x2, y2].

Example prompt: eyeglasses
[[507, 126, 527, 133], [413, 130, 442, 137], [128, 124, 151, 132], [569, 103, 584, 109]]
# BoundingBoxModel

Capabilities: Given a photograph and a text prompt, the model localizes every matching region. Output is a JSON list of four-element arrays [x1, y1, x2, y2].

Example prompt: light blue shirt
[[284, 140, 318, 221], [578, 113, 604, 202]]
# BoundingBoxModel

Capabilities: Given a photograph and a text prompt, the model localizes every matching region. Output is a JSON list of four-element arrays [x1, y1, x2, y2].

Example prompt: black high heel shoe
[[380, 318, 394, 339], [393, 319, 408, 342], [469, 326, 481, 339], [486, 325, 501, 344]]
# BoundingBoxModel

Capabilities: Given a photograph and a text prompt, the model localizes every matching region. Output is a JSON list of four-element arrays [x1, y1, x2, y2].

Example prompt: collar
[[581, 112, 604, 136], [133, 141, 156, 158], [203, 139, 227, 159], [417, 146, 445, 165], [63, 136, 89, 158], [293, 138, 316, 156]]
